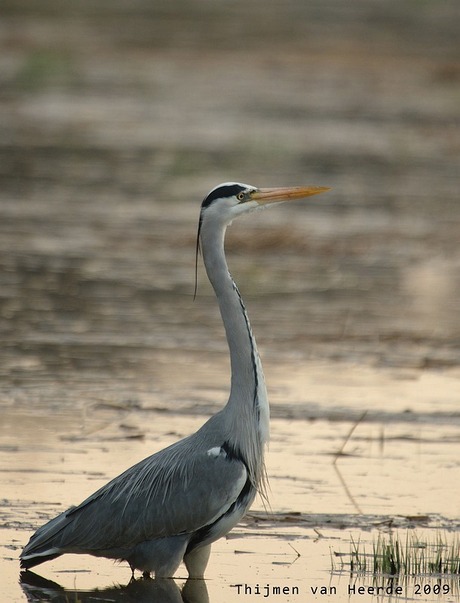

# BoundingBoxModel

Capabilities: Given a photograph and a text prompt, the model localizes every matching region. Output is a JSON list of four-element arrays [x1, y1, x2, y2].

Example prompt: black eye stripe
[[201, 184, 246, 208]]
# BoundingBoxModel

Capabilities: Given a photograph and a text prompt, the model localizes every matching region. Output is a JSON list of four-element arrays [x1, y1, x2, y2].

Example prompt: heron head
[[195, 181, 330, 297], [200, 181, 331, 226]]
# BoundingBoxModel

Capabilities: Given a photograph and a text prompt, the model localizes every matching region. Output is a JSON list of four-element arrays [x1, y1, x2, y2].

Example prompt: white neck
[[199, 215, 269, 488]]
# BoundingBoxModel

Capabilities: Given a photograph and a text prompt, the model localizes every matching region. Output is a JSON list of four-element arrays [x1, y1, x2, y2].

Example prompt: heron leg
[[127, 535, 188, 578], [129, 563, 136, 581], [184, 544, 211, 578]]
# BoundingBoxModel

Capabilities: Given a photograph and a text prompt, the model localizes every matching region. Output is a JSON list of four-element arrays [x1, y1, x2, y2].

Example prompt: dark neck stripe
[[233, 282, 259, 414]]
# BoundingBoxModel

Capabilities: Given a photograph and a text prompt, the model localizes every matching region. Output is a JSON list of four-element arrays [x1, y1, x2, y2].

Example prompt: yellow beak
[[251, 186, 331, 205]]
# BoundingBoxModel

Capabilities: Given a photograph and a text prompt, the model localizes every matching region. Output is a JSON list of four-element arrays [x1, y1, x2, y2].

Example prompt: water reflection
[[20, 570, 208, 603]]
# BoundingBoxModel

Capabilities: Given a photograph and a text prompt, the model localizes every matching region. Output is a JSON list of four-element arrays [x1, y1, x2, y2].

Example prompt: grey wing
[[22, 438, 247, 555]]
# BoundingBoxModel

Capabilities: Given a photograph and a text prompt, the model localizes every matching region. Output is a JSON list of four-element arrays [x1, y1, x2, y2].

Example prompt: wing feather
[[22, 435, 246, 558]]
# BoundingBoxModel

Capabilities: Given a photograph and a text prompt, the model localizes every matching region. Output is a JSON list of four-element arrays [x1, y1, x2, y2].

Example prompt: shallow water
[[1, 0, 460, 601], [2, 360, 460, 602]]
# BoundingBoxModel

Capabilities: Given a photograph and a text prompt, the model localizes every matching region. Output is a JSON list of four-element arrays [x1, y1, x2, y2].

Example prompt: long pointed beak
[[251, 186, 331, 205]]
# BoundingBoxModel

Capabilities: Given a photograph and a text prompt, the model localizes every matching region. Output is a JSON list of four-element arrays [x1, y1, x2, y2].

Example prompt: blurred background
[[0, 0, 459, 412], [1, 5, 460, 597]]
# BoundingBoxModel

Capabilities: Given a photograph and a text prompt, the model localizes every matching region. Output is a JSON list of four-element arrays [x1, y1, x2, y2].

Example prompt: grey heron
[[20, 182, 330, 579]]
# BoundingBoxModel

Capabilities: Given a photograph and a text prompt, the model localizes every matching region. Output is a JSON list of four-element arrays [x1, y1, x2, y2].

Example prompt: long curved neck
[[200, 218, 269, 472]]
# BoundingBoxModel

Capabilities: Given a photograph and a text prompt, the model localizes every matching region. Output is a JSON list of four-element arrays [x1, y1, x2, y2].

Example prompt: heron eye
[[236, 192, 246, 201]]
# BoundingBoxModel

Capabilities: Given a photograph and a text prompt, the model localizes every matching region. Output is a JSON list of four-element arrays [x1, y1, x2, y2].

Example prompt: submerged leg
[[127, 535, 188, 579], [184, 544, 211, 578], [129, 563, 136, 580]]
